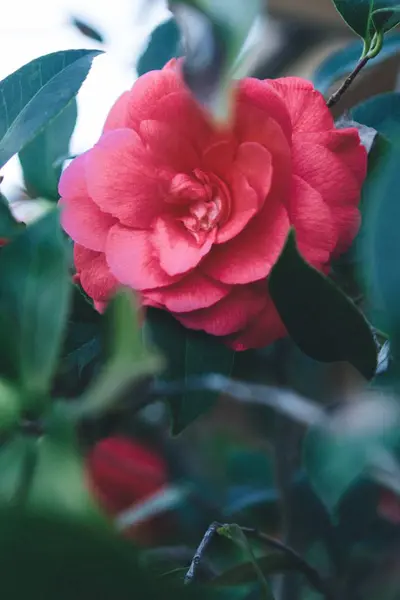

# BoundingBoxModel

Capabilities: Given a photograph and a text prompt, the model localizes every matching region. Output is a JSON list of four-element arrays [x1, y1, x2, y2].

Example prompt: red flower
[[60, 60, 367, 350]]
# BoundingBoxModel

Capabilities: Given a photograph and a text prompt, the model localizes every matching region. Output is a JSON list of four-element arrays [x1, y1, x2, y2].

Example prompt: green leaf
[[0, 193, 23, 238], [210, 553, 299, 587], [351, 92, 400, 141], [67, 289, 162, 419], [0, 49, 101, 169], [0, 210, 70, 402], [332, 0, 400, 41], [171, 0, 260, 122], [358, 134, 400, 337], [313, 33, 400, 95], [303, 396, 400, 512], [137, 18, 181, 76], [218, 524, 273, 599], [268, 230, 377, 380], [0, 436, 35, 505], [144, 308, 235, 435], [19, 99, 77, 201], [26, 405, 107, 526]]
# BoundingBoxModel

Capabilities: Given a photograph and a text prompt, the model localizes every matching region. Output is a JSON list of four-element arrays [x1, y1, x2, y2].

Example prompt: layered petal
[[175, 284, 267, 336], [86, 129, 168, 228], [59, 152, 88, 198], [289, 175, 337, 266], [143, 271, 230, 313], [203, 200, 289, 284], [60, 195, 116, 252], [152, 215, 216, 276], [269, 77, 334, 133], [75, 245, 118, 302], [106, 224, 181, 290], [103, 91, 130, 133], [227, 293, 286, 350], [216, 171, 260, 244], [139, 119, 199, 173]]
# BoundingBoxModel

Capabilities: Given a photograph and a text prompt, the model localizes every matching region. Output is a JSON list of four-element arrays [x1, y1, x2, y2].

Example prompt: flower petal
[[175, 284, 267, 336], [59, 152, 88, 198], [152, 215, 216, 276], [235, 142, 272, 203], [204, 201, 289, 284], [86, 129, 168, 228], [202, 140, 236, 179], [289, 175, 337, 266], [139, 119, 199, 173], [226, 293, 286, 350], [60, 195, 116, 252], [143, 271, 230, 312], [269, 77, 333, 133], [74, 245, 118, 302], [106, 224, 181, 290], [216, 172, 260, 244]]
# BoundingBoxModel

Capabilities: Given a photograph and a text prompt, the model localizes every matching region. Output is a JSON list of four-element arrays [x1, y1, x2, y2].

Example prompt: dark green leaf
[[67, 289, 162, 419], [332, 0, 400, 40], [313, 33, 400, 95], [71, 17, 104, 43], [211, 553, 298, 586], [144, 308, 235, 434], [137, 18, 181, 76], [171, 0, 260, 122], [0, 49, 101, 168], [268, 230, 377, 380], [0, 436, 35, 505], [351, 92, 400, 142], [0, 210, 70, 402], [0, 193, 23, 238], [19, 99, 77, 201]]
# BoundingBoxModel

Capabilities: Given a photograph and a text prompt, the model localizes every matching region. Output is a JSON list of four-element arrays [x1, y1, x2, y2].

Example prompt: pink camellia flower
[[59, 60, 367, 350]]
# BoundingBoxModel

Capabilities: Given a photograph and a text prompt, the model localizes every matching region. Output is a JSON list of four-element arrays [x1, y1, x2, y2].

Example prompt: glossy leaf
[[332, 0, 400, 40], [144, 308, 235, 435], [358, 134, 400, 336], [313, 33, 400, 95], [268, 230, 377, 380], [19, 99, 77, 201], [137, 17, 181, 76], [0, 49, 101, 168], [0, 210, 70, 402], [68, 289, 162, 419], [171, 0, 260, 122]]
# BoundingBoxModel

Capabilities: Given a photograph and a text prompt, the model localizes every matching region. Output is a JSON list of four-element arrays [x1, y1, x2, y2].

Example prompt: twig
[[184, 521, 333, 600], [184, 521, 220, 584], [327, 55, 369, 108], [240, 526, 333, 600]]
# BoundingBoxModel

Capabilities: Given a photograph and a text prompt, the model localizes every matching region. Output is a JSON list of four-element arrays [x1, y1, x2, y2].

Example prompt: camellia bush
[[1, 0, 400, 598]]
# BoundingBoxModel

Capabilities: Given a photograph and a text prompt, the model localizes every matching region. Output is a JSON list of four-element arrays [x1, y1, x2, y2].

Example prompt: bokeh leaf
[[268, 230, 377, 380], [68, 289, 162, 419], [0, 193, 22, 238], [351, 92, 400, 141], [144, 308, 235, 435], [0, 49, 101, 168], [137, 17, 181, 75], [210, 553, 299, 587], [171, 0, 260, 122], [19, 99, 77, 201], [0, 210, 70, 402]]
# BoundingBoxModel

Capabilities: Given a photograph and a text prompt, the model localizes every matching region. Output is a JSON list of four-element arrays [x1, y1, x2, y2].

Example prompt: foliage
[[0, 1, 400, 599]]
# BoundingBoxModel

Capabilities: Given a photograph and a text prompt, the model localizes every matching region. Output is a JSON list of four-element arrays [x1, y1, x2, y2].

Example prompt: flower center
[[169, 169, 230, 240]]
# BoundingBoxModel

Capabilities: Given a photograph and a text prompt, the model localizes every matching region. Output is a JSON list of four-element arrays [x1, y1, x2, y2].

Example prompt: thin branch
[[327, 55, 369, 109], [184, 521, 220, 584]]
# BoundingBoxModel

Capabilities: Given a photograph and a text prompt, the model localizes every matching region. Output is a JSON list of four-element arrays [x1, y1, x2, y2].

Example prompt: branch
[[184, 521, 220, 584], [327, 55, 369, 109]]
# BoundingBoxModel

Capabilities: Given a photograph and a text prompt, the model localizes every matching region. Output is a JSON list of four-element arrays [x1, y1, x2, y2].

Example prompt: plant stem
[[327, 55, 370, 109], [184, 521, 220, 584]]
